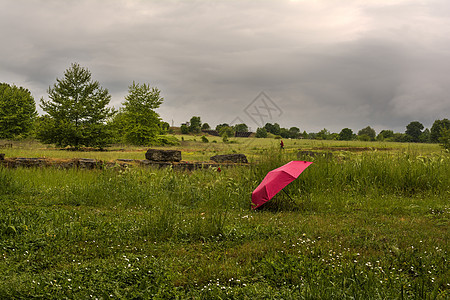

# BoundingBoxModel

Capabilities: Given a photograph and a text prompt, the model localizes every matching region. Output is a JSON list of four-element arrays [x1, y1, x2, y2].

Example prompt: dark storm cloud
[[1, 0, 449, 133]]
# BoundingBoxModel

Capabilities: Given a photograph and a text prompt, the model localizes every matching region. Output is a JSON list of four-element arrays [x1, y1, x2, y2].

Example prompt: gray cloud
[[1, 0, 449, 133]]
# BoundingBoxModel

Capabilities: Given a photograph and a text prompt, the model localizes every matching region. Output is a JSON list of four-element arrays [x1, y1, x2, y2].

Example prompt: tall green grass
[[0, 148, 448, 298]]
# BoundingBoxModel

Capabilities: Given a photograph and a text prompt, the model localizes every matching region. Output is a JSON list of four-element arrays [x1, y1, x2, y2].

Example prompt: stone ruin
[[145, 149, 181, 162], [0, 149, 249, 171], [210, 154, 248, 164]]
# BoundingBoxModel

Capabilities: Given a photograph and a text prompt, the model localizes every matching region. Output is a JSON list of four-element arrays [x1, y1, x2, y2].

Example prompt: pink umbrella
[[251, 161, 313, 209]]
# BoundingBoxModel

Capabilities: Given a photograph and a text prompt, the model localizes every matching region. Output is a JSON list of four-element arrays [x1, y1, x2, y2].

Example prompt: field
[[0, 136, 449, 299]]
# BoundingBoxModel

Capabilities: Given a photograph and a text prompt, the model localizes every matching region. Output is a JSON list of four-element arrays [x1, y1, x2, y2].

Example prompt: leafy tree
[[189, 116, 202, 133], [219, 125, 234, 138], [338, 128, 353, 141], [233, 123, 249, 132], [430, 119, 450, 143], [215, 123, 229, 132], [405, 121, 424, 142], [0, 83, 37, 139], [288, 127, 300, 139], [264, 123, 281, 135], [316, 128, 331, 140], [439, 128, 450, 150], [180, 124, 189, 134], [160, 121, 170, 134], [255, 127, 268, 138], [377, 130, 394, 141], [302, 130, 308, 139], [201, 123, 210, 130], [357, 126, 376, 141], [419, 128, 430, 143], [393, 133, 408, 142], [38, 63, 114, 148], [280, 128, 290, 138], [114, 82, 164, 145]]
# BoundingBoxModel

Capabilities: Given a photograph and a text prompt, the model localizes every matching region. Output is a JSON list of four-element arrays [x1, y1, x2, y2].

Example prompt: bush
[[201, 135, 209, 143]]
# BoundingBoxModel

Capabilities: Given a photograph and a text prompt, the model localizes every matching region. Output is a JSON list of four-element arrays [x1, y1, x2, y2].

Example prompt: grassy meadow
[[0, 136, 449, 298]]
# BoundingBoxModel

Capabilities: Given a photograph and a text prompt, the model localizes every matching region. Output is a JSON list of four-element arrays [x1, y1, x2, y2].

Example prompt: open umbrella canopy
[[251, 161, 313, 209]]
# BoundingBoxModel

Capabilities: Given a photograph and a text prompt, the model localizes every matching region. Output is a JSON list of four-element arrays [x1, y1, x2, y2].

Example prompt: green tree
[[430, 119, 450, 143], [189, 116, 202, 133], [357, 126, 376, 141], [255, 127, 268, 138], [439, 128, 450, 150], [316, 128, 331, 140], [405, 121, 424, 142], [264, 123, 281, 135], [116, 82, 164, 145], [233, 123, 249, 132], [377, 130, 394, 141], [288, 127, 300, 139], [215, 123, 229, 132], [0, 83, 37, 139], [419, 128, 430, 143], [180, 124, 189, 134], [201, 123, 211, 130], [38, 63, 114, 148], [338, 128, 353, 141], [219, 126, 235, 138]]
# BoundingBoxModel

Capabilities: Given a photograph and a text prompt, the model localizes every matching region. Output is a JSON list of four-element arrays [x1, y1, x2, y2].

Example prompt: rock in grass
[[210, 154, 248, 163], [145, 149, 181, 162]]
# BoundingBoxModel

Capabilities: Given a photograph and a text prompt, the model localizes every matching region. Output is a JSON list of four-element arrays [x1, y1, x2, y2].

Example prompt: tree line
[[1, 63, 449, 149], [1, 63, 174, 148]]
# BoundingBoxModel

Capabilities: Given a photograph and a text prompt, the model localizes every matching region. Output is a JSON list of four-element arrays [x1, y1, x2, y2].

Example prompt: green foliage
[[38, 63, 114, 148], [0, 83, 37, 139], [201, 135, 209, 143], [338, 128, 354, 140], [264, 122, 281, 135], [255, 127, 268, 138], [431, 118, 450, 143], [233, 123, 249, 132], [316, 128, 331, 140], [189, 116, 202, 133], [113, 82, 164, 145], [439, 127, 450, 150], [358, 126, 376, 141], [377, 129, 394, 141], [406, 121, 424, 142], [180, 124, 189, 134], [201, 122, 210, 130], [219, 125, 234, 138]]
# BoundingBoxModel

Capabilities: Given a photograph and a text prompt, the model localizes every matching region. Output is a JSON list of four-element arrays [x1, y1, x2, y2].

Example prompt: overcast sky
[[1, 0, 449, 133]]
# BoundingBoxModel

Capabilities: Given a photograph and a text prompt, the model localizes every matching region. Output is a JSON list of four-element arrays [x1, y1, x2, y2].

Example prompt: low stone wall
[[0, 157, 242, 171]]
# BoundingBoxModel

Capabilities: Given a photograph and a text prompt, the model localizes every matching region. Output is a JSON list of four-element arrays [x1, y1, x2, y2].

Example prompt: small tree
[[439, 128, 450, 150], [430, 119, 450, 143], [377, 130, 394, 141], [255, 127, 268, 138], [189, 116, 202, 133], [316, 128, 331, 140], [358, 126, 376, 141], [201, 123, 211, 130], [180, 124, 189, 134], [338, 128, 353, 141], [288, 127, 300, 139], [233, 123, 249, 132], [38, 63, 114, 148], [115, 82, 164, 145], [405, 121, 424, 142], [0, 83, 37, 139]]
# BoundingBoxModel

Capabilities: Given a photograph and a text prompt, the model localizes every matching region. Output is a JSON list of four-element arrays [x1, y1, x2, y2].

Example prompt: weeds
[[0, 144, 448, 298]]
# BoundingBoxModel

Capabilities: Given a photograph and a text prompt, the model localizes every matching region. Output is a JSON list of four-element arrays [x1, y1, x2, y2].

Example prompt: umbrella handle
[[282, 189, 294, 202]]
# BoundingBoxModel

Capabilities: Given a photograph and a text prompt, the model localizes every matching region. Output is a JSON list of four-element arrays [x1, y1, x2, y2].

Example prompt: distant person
[[280, 140, 284, 149]]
